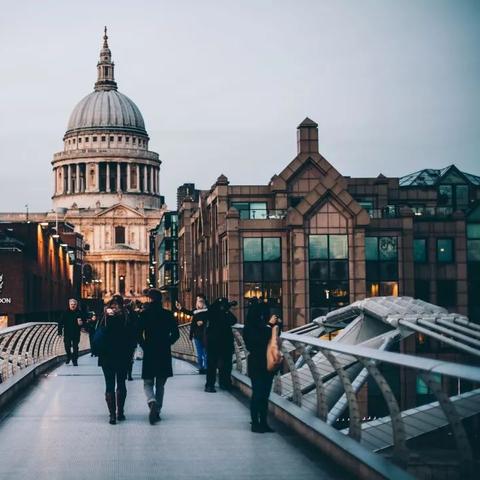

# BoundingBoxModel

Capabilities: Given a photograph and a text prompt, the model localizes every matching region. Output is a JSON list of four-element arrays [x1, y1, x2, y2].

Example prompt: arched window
[[115, 226, 125, 244]]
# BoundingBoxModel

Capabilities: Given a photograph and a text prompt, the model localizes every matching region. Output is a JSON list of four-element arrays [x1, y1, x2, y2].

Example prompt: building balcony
[[237, 209, 288, 220], [412, 206, 455, 218]]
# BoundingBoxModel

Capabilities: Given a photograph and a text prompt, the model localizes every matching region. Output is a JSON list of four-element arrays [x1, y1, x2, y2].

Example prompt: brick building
[[0, 222, 83, 327], [177, 118, 480, 328]]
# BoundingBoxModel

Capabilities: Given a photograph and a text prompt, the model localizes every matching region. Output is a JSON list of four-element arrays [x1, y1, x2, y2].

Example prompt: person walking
[[138, 289, 179, 425], [243, 300, 281, 433], [97, 295, 134, 425], [176, 294, 209, 374], [204, 297, 237, 393], [58, 298, 84, 366]]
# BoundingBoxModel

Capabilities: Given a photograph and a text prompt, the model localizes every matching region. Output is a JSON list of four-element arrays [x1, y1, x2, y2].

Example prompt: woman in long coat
[[97, 295, 134, 424], [138, 289, 180, 424]]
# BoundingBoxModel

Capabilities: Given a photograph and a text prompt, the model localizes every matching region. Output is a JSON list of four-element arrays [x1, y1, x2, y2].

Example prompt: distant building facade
[[149, 211, 179, 310], [178, 118, 480, 328], [47, 29, 164, 301], [0, 222, 82, 326]]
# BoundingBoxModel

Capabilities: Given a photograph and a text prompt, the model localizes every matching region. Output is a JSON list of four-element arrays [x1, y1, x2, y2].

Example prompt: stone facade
[[178, 118, 480, 328]]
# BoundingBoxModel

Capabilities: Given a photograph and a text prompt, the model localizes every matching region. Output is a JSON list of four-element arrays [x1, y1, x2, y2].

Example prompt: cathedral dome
[[64, 27, 147, 137], [66, 90, 146, 135]]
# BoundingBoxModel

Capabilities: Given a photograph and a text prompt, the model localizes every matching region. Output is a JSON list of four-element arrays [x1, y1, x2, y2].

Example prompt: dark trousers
[[88, 331, 95, 355], [102, 366, 127, 395], [250, 372, 274, 424], [206, 345, 233, 388], [64, 337, 79, 363]]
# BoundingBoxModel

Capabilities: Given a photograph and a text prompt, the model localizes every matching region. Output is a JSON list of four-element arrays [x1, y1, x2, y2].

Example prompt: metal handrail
[[171, 321, 480, 477], [0, 323, 89, 384]]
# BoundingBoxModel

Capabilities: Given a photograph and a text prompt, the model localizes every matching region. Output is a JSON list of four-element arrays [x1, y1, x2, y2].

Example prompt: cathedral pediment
[[95, 203, 146, 219]]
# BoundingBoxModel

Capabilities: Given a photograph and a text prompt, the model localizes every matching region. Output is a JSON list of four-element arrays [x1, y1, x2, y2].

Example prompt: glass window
[[467, 224, 480, 239], [309, 235, 328, 260], [415, 279, 430, 302], [263, 238, 281, 261], [436, 280, 456, 307], [367, 281, 399, 297], [414, 239, 427, 263], [329, 235, 348, 259], [115, 226, 125, 244], [357, 199, 374, 213], [243, 238, 262, 262], [437, 239, 453, 263], [438, 185, 452, 206], [467, 240, 480, 262], [232, 202, 267, 220], [379, 237, 398, 260], [250, 202, 267, 219], [365, 237, 379, 261], [456, 185, 469, 208]]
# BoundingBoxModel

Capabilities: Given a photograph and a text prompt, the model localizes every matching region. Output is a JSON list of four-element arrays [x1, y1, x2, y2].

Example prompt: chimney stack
[[297, 117, 319, 154]]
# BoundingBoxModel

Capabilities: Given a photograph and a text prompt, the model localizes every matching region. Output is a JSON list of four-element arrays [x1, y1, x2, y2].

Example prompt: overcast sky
[[0, 0, 479, 212]]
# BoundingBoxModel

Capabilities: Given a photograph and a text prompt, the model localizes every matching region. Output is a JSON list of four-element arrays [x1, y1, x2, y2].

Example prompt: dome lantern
[[94, 26, 117, 92]]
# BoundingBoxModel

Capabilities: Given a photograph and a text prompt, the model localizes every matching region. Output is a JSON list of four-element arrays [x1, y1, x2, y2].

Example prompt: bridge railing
[[172, 322, 480, 478], [0, 323, 90, 384]]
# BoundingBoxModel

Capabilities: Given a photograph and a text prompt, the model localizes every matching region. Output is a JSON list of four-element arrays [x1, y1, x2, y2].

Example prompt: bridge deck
[[0, 355, 345, 480]]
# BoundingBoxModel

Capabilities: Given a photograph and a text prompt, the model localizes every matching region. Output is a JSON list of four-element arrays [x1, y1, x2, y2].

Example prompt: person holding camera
[[204, 297, 237, 393], [58, 298, 84, 366], [97, 295, 134, 425], [176, 294, 209, 374], [138, 289, 180, 425], [243, 299, 281, 433]]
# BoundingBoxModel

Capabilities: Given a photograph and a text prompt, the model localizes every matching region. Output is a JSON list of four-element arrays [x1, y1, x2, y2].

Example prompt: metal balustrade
[[0, 323, 90, 384], [171, 321, 480, 478]]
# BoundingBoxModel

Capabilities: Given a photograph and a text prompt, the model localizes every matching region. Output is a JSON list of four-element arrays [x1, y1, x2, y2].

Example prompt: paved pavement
[[0, 355, 348, 480]]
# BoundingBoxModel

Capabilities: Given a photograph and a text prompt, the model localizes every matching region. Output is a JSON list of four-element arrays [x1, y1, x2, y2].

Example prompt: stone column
[[136, 164, 141, 192], [127, 164, 131, 192], [105, 261, 110, 293], [115, 262, 120, 293], [67, 164, 72, 194], [144, 166, 148, 193], [117, 163, 121, 192], [126, 261, 131, 294], [103, 262, 107, 294], [75, 164, 80, 193], [150, 166, 154, 193], [106, 163, 110, 192]]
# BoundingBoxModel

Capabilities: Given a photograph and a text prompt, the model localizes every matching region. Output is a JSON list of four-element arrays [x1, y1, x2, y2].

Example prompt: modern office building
[[177, 118, 480, 328]]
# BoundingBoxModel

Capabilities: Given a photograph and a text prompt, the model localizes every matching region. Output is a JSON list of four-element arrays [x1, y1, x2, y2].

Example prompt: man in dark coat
[[204, 297, 237, 393], [58, 298, 84, 366], [138, 289, 179, 424]]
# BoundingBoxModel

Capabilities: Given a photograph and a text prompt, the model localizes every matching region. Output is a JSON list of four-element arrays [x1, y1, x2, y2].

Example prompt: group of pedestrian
[[58, 290, 280, 433], [176, 295, 237, 392]]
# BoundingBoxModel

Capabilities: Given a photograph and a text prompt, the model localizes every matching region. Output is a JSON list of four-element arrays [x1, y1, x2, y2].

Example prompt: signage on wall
[[0, 274, 12, 304]]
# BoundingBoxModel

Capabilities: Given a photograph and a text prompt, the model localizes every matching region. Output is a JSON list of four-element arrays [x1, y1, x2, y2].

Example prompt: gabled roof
[[399, 164, 480, 187]]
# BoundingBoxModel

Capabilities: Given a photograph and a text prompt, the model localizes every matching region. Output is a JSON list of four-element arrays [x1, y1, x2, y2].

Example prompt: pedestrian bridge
[[1, 297, 480, 480]]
